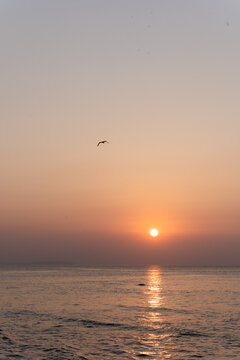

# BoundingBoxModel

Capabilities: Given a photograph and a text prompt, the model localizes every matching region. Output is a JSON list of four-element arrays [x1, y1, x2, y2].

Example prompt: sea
[[0, 266, 239, 359]]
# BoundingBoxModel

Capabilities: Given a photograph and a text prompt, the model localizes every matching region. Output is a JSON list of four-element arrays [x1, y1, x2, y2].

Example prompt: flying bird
[[97, 140, 109, 147]]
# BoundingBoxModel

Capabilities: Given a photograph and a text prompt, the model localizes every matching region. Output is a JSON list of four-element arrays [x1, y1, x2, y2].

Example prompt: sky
[[0, 0, 240, 265]]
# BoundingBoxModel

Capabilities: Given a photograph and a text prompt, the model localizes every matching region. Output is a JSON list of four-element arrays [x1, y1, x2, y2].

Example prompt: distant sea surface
[[0, 266, 239, 359]]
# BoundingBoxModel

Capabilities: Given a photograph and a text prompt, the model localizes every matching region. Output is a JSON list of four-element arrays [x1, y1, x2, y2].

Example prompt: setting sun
[[150, 228, 159, 237]]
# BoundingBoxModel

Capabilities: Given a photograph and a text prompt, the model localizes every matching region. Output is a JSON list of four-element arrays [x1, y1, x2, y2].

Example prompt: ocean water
[[0, 266, 239, 359]]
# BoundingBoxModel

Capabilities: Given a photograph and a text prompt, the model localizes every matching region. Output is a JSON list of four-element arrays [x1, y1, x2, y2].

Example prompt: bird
[[97, 140, 109, 147]]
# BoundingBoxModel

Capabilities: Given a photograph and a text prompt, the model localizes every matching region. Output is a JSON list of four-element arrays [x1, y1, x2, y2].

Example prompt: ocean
[[0, 266, 239, 359]]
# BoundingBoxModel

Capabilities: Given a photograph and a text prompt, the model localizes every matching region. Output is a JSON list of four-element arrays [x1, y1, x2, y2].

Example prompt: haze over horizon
[[1, 0, 240, 265]]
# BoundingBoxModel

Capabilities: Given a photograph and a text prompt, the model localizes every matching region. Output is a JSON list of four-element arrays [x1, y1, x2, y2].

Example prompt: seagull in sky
[[97, 140, 109, 147]]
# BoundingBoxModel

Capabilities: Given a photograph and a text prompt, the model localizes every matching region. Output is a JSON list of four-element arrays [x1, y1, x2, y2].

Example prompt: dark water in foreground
[[0, 266, 239, 359]]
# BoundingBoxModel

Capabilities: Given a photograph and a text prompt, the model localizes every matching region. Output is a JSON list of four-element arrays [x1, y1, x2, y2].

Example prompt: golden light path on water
[[145, 266, 171, 359]]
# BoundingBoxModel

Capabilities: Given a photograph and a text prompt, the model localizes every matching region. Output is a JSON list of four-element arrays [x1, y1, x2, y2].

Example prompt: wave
[[61, 317, 136, 331], [118, 304, 191, 314], [176, 329, 209, 338]]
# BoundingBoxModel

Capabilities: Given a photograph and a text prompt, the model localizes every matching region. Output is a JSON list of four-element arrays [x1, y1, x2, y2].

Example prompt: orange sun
[[150, 228, 159, 237]]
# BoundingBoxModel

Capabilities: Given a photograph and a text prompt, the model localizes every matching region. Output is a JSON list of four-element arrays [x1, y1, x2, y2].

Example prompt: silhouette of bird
[[97, 140, 109, 147]]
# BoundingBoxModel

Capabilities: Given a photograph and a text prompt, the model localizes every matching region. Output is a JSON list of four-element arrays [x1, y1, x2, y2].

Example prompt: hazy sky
[[1, 0, 240, 265]]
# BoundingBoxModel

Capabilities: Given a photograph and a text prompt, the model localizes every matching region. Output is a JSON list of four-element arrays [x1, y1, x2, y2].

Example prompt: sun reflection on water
[[148, 265, 163, 309], [144, 266, 171, 359]]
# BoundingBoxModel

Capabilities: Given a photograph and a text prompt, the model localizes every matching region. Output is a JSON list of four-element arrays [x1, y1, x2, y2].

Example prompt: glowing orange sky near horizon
[[0, 1, 240, 265]]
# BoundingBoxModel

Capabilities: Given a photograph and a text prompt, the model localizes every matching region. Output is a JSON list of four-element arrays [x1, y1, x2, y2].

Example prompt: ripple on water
[[0, 266, 239, 359]]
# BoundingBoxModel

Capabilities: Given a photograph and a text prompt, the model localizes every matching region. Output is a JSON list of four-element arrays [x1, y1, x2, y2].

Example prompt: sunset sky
[[1, 0, 240, 265]]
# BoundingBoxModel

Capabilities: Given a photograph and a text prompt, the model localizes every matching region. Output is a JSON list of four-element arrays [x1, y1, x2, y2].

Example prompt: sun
[[150, 228, 159, 237]]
